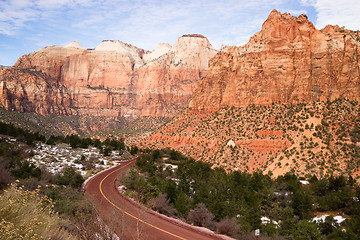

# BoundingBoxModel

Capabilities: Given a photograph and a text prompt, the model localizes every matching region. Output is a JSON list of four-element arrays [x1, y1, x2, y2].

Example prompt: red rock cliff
[[0, 36, 217, 118], [189, 9, 360, 113]]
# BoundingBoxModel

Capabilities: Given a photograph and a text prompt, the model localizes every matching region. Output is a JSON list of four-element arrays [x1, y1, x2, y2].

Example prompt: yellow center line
[[99, 160, 187, 240]]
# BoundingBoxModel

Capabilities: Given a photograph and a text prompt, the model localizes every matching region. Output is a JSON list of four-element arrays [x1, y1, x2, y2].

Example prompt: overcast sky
[[0, 0, 360, 66]]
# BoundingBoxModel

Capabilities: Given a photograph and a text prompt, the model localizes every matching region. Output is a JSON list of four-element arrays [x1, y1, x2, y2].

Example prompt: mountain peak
[[170, 34, 217, 68], [95, 40, 130, 52], [172, 34, 214, 52], [64, 41, 84, 49], [239, 9, 316, 54], [264, 9, 311, 25], [94, 40, 146, 68]]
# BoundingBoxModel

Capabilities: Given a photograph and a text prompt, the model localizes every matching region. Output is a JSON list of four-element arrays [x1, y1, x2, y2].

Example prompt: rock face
[[143, 10, 360, 179], [0, 36, 217, 118], [132, 35, 217, 117], [189, 9, 360, 113], [143, 43, 172, 62]]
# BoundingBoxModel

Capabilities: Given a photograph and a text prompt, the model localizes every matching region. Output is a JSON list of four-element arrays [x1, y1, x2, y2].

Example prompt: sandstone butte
[[0, 35, 217, 118], [189, 9, 360, 113]]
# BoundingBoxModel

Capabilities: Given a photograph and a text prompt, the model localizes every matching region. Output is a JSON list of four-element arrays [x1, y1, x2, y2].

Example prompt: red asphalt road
[[85, 158, 231, 240]]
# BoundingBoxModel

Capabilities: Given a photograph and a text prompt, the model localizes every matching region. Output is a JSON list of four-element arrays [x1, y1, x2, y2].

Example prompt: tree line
[[0, 121, 125, 153]]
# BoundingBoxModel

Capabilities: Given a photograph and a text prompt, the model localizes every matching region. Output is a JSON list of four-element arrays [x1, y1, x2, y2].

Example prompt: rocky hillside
[[143, 10, 360, 179], [143, 99, 360, 179], [189, 10, 360, 113], [0, 35, 217, 118]]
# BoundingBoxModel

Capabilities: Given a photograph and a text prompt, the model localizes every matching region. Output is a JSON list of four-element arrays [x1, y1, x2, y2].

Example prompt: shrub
[[11, 161, 42, 180], [187, 203, 215, 228], [293, 220, 321, 240], [123, 168, 146, 192], [55, 167, 84, 189], [83, 161, 95, 170], [103, 147, 112, 156], [0, 183, 75, 239], [149, 193, 177, 216], [0, 164, 13, 190], [216, 217, 239, 237], [130, 145, 139, 155], [318, 216, 339, 235]]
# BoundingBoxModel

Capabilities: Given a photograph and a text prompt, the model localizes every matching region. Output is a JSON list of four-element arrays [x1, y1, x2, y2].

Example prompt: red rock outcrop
[[235, 139, 290, 152], [189, 9, 360, 113], [143, 10, 360, 179], [0, 36, 217, 118]]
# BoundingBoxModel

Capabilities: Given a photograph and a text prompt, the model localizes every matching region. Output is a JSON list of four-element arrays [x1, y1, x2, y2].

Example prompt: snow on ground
[[261, 217, 279, 225], [333, 216, 347, 224], [312, 215, 347, 224], [27, 143, 128, 177], [261, 217, 270, 224], [164, 163, 178, 171]]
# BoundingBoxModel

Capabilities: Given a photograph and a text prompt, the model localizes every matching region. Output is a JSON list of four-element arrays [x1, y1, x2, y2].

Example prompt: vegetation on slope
[[0, 183, 75, 240], [0, 122, 130, 239], [144, 98, 360, 179], [123, 149, 360, 239], [0, 120, 125, 153], [0, 106, 169, 144]]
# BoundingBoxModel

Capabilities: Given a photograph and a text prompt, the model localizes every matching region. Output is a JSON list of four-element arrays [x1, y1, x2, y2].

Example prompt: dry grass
[[0, 182, 75, 240]]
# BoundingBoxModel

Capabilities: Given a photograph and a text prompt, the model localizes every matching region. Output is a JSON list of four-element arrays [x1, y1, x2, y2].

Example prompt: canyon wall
[[143, 10, 360, 178], [189, 10, 360, 113], [0, 35, 217, 118]]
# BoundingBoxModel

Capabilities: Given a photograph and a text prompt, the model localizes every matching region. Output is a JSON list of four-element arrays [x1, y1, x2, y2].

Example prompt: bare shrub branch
[[216, 217, 240, 237], [187, 203, 214, 228], [149, 193, 177, 217]]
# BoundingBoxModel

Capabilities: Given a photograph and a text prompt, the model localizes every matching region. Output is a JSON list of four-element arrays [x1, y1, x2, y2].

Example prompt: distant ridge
[[0, 34, 217, 143]]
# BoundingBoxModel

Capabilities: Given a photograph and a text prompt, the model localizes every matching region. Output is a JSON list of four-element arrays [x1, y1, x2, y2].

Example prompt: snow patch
[[261, 216, 278, 225], [333, 216, 346, 224], [164, 163, 178, 171], [312, 215, 346, 224], [300, 180, 309, 185], [27, 143, 119, 177]]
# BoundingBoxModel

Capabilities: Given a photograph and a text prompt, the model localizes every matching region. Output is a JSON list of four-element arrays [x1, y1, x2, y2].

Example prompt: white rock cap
[[143, 43, 171, 62], [94, 40, 145, 68], [64, 41, 84, 49]]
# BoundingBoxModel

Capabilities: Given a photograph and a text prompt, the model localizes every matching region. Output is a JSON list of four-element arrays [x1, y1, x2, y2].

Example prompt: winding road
[[85, 158, 232, 240]]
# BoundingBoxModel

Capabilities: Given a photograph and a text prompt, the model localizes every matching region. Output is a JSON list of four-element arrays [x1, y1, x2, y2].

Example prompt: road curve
[[85, 158, 232, 240]]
